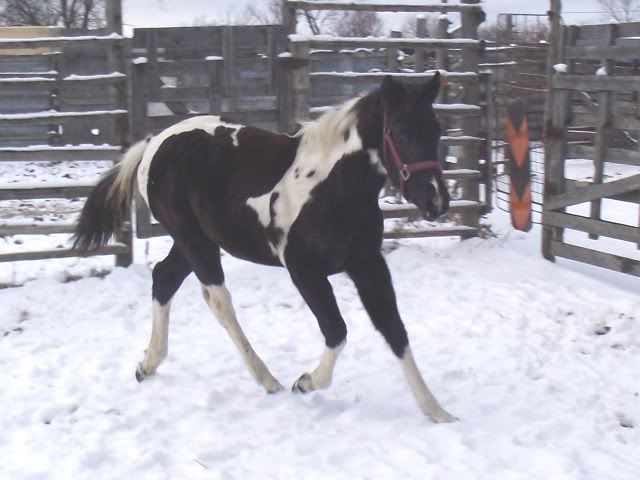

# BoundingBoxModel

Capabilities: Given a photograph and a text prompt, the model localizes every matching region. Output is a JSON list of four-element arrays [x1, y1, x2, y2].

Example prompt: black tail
[[72, 137, 149, 252], [72, 166, 129, 252]]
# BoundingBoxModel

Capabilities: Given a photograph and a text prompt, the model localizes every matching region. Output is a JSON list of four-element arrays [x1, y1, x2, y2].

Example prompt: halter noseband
[[383, 112, 442, 196]]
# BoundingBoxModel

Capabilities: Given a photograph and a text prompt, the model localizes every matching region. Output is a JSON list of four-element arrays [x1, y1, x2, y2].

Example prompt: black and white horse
[[74, 73, 456, 422]]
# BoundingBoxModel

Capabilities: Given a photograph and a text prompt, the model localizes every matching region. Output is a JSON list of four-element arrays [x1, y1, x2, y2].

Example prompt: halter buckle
[[400, 164, 411, 181]]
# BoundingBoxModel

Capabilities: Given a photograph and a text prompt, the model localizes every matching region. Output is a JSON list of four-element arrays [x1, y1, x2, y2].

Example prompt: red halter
[[383, 113, 442, 196]]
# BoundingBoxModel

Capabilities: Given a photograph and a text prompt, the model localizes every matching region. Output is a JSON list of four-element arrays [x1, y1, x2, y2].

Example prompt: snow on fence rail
[[285, 1, 482, 13]]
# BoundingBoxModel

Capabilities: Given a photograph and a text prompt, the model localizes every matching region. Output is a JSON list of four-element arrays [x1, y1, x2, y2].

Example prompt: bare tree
[[0, 0, 105, 29], [596, 0, 640, 22], [330, 10, 383, 37], [241, 0, 337, 34]]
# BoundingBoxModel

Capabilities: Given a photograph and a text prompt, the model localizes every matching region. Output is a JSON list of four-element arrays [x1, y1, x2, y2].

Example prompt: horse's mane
[[295, 96, 362, 158]]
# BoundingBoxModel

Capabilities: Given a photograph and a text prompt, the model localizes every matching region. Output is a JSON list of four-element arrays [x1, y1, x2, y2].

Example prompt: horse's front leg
[[288, 265, 347, 393], [346, 252, 457, 423]]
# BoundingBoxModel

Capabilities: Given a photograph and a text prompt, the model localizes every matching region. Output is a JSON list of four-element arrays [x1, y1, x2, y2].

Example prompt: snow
[[596, 66, 608, 76], [278, 52, 292, 58], [0, 76, 55, 83], [0, 109, 127, 120], [554, 63, 568, 73], [132, 57, 148, 64], [0, 144, 119, 152], [205, 56, 223, 61], [63, 72, 126, 81], [1, 213, 639, 478], [0, 32, 122, 44]]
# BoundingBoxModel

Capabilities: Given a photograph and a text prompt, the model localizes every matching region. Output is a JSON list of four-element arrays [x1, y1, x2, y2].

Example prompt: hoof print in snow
[[594, 326, 611, 335], [619, 419, 634, 429]]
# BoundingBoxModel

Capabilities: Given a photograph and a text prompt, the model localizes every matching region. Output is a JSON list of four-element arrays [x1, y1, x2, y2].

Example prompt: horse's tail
[[72, 137, 150, 252]]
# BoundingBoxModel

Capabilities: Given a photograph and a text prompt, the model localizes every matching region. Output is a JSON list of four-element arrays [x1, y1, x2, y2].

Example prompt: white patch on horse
[[294, 340, 346, 391], [245, 98, 363, 263], [137, 115, 243, 205], [201, 284, 283, 394], [399, 347, 458, 423], [138, 299, 171, 376], [368, 149, 387, 175]]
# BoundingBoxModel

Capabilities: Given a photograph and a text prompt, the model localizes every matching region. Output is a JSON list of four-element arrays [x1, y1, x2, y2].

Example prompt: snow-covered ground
[[1, 215, 639, 480], [1, 156, 639, 479]]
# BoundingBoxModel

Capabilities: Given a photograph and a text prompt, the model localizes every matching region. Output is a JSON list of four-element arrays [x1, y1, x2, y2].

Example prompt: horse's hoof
[[266, 381, 285, 394], [291, 373, 313, 393], [135, 364, 147, 383], [430, 409, 459, 424]]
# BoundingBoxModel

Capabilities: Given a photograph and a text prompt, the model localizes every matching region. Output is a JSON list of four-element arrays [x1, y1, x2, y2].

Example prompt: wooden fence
[[542, 18, 640, 276], [283, 0, 490, 238], [0, 0, 132, 266]]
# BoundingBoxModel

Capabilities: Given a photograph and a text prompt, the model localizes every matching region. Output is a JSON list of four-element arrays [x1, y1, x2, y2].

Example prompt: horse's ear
[[422, 71, 441, 103], [380, 75, 403, 105]]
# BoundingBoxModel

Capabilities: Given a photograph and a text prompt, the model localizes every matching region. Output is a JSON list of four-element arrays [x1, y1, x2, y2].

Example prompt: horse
[[73, 73, 456, 423]]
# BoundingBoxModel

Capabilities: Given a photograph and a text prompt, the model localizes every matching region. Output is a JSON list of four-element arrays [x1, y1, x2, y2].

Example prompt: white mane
[[295, 97, 361, 159]]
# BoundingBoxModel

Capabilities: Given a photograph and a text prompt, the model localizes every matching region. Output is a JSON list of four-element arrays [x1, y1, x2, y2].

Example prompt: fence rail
[[0, 1, 132, 267]]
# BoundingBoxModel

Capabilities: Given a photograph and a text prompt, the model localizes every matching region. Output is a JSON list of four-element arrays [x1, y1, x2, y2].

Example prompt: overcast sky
[[123, 1, 608, 34]]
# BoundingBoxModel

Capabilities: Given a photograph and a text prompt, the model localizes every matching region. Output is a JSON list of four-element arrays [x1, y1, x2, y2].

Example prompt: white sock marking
[[310, 340, 345, 389], [141, 299, 171, 374], [399, 347, 457, 422], [202, 284, 282, 393]]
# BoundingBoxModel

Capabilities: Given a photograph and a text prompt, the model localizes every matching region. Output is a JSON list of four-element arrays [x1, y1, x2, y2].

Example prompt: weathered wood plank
[[0, 223, 77, 236], [0, 34, 124, 50], [0, 243, 129, 263], [550, 241, 640, 276], [553, 74, 640, 93], [290, 36, 481, 50], [383, 225, 478, 239], [0, 109, 127, 126], [287, 1, 482, 13], [309, 71, 478, 83], [543, 211, 639, 243], [0, 184, 94, 201], [0, 148, 119, 162], [564, 44, 640, 61], [568, 144, 640, 166], [544, 173, 640, 211], [381, 200, 482, 219]]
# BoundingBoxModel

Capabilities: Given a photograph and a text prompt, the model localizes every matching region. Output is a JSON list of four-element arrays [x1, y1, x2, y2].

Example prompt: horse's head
[[379, 73, 449, 221]]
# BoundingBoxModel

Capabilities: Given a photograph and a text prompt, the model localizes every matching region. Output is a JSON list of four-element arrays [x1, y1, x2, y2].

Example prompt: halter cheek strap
[[383, 113, 442, 195]]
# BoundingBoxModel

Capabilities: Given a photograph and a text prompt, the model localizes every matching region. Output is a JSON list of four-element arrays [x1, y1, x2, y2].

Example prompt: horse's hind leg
[[136, 244, 192, 382], [181, 237, 283, 394]]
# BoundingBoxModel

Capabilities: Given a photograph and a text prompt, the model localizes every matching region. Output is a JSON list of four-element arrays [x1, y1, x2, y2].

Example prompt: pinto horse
[[73, 73, 456, 422]]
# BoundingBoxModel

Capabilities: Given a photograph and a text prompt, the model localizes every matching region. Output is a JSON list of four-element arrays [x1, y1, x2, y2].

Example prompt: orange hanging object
[[504, 101, 532, 232]]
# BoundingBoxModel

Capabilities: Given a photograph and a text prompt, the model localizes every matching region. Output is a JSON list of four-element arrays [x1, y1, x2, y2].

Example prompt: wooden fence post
[[106, 0, 132, 267], [386, 30, 402, 72], [131, 58, 152, 241], [542, 71, 570, 260], [290, 41, 310, 131], [414, 16, 427, 73], [542, 0, 563, 260], [206, 57, 224, 114], [459, 0, 482, 234], [222, 26, 235, 98]]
